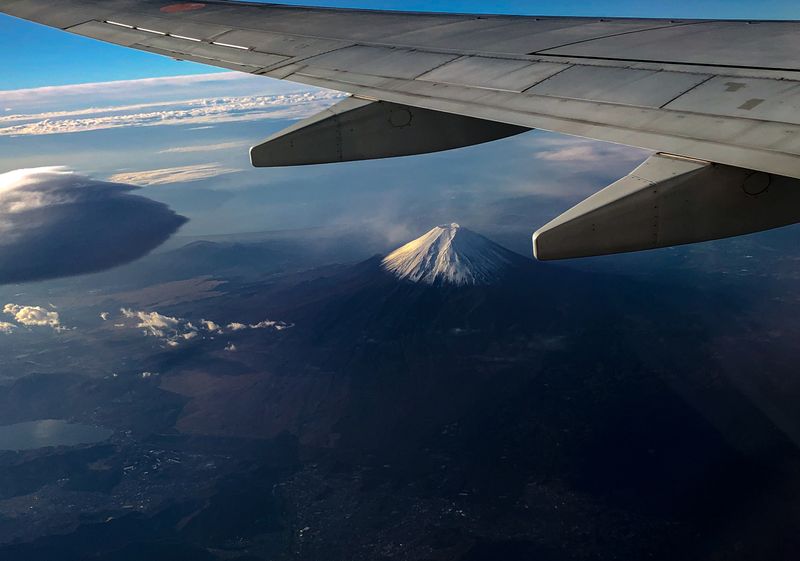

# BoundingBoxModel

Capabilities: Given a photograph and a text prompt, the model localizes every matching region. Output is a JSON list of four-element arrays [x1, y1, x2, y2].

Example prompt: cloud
[[114, 309, 292, 347], [251, 320, 293, 331], [3, 304, 60, 329], [0, 167, 187, 284], [100, 312, 110, 321], [200, 319, 222, 333], [116, 309, 205, 346], [108, 164, 239, 186], [537, 145, 609, 162], [0, 72, 316, 112], [0, 72, 244, 106], [121, 308, 181, 339], [0, 322, 16, 334], [158, 141, 250, 154], [224, 343, 237, 352], [0, 87, 345, 137], [534, 139, 648, 165]]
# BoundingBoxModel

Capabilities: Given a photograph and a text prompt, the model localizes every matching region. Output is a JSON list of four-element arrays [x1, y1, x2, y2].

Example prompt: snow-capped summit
[[381, 223, 516, 286]]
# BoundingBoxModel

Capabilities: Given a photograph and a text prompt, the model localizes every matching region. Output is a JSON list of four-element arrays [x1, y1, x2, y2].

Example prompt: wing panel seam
[[658, 74, 716, 108], [529, 20, 712, 55]]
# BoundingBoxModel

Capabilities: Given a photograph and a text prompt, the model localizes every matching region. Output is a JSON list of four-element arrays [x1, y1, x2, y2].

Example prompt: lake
[[0, 419, 113, 450]]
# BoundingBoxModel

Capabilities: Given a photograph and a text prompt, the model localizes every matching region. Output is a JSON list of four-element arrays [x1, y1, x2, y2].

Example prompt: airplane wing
[[4, 0, 800, 259]]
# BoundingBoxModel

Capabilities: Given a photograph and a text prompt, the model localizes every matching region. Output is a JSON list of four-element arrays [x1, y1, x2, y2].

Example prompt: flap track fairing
[[534, 153, 800, 260], [250, 96, 529, 167]]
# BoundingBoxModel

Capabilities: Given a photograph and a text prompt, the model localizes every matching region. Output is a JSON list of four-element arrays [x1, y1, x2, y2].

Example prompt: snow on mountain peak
[[381, 223, 514, 286]]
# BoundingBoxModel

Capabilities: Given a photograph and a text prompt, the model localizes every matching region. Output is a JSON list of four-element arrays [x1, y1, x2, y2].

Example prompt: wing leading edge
[[3, 0, 800, 258]]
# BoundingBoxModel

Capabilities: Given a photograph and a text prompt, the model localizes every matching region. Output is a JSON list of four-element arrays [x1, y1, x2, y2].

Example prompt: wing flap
[[0, 0, 101, 28], [526, 66, 711, 108], [134, 44, 266, 73], [417, 57, 567, 93], [540, 21, 800, 70], [67, 20, 289, 69], [66, 20, 148, 47], [665, 75, 800, 126], [303, 46, 459, 80], [206, 28, 349, 59]]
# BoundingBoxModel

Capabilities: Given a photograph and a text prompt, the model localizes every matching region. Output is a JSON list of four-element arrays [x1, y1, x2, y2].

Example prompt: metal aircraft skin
[[3, 0, 800, 259]]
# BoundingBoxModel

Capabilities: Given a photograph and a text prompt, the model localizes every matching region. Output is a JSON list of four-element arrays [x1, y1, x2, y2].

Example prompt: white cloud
[[100, 312, 110, 321], [159, 141, 250, 154], [229, 319, 293, 331], [200, 319, 222, 333], [108, 164, 240, 186], [0, 167, 186, 284], [0, 72, 247, 105], [121, 308, 181, 339], [117, 309, 202, 346], [113, 309, 292, 346], [535, 140, 648, 165], [537, 145, 607, 162], [224, 343, 237, 352], [251, 320, 293, 331], [0, 321, 16, 334], [0, 87, 345, 137], [4, 303, 60, 329], [0, 72, 312, 111]]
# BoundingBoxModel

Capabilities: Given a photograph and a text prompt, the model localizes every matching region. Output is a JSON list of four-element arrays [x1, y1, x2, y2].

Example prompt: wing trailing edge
[[533, 153, 800, 260], [250, 96, 529, 167]]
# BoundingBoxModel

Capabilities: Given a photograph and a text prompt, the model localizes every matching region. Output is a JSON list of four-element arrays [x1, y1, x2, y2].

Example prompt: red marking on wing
[[161, 3, 207, 13]]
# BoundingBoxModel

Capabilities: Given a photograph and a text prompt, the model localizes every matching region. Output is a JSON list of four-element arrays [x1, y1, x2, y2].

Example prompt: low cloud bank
[[0, 167, 187, 284]]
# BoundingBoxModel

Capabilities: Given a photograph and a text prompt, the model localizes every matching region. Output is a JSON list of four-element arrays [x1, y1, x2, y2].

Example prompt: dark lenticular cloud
[[0, 167, 187, 284]]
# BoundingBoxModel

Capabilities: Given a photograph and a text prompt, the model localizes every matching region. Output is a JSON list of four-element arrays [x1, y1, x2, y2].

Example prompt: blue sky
[[0, 0, 798, 89]]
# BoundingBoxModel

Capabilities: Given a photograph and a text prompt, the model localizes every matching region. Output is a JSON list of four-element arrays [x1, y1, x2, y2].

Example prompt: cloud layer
[[0, 90, 344, 137], [0, 167, 187, 284], [108, 164, 239, 186]]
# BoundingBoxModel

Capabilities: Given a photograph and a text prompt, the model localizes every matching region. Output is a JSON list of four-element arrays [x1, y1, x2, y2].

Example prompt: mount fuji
[[381, 223, 520, 286]]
